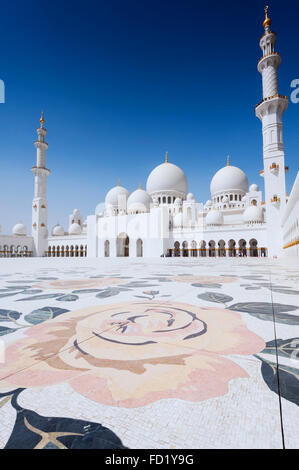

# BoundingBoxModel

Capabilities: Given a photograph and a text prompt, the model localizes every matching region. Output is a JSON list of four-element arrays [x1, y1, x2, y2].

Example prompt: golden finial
[[263, 5, 271, 30], [165, 151, 168, 163], [139, 183, 141, 189], [40, 110, 45, 127], [118, 179, 120, 186], [227, 155, 230, 166]]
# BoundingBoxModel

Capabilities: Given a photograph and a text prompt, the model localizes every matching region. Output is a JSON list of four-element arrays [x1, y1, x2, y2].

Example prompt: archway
[[182, 241, 188, 257], [136, 239, 143, 257], [249, 239, 258, 257], [191, 240, 197, 257], [228, 239, 236, 257], [174, 241, 180, 257], [104, 240, 110, 257], [117, 233, 129, 257], [238, 239, 247, 257], [200, 240, 206, 257], [208, 240, 216, 257], [218, 240, 226, 257]]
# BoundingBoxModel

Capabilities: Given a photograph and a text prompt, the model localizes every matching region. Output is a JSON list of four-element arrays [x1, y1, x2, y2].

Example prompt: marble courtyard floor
[[0, 257, 298, 449]]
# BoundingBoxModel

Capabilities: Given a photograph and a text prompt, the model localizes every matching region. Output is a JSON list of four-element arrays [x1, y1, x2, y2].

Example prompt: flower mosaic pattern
[[0, 301, 264, 408], [0, 259, 298, 449]]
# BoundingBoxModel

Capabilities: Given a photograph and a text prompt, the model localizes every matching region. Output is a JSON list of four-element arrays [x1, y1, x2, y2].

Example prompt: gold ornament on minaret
[[227, 155, 230, 166], [40, 110, 45, 127], [263, 5, 271, 30], [165, 151, 168, 163]]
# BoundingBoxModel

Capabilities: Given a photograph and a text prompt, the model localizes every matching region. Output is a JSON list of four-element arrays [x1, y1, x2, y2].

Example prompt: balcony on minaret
[[269, 163, 279, 174], [270, 195, 280, 206]]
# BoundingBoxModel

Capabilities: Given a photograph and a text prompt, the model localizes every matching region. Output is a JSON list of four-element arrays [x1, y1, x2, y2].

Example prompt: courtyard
[[0, 257, 298, 449]]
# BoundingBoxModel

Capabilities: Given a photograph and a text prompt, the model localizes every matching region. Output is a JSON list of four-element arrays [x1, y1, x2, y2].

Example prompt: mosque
[[1, 8, 298, 259]]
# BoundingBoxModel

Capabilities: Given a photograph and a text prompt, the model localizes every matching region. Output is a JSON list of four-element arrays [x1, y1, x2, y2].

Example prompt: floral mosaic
[[0, 259, 298, 449]]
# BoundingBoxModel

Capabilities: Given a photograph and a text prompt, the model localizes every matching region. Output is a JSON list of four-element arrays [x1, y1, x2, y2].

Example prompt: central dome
[[146, 162, 188, 197], [210, 165, 248, 196]]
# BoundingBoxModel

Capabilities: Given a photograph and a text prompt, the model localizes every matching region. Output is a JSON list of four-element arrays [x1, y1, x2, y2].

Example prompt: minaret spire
[[165, 151, 168, 163], [255, 8, 288, 257], [227, 155, 230, 166], [31, 112, 50, 256], [263, 6, 271, 32]]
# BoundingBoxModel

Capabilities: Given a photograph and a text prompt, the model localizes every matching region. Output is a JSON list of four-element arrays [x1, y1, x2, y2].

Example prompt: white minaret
[[255, 6, 288, 258], [31, 112, 50, 256]]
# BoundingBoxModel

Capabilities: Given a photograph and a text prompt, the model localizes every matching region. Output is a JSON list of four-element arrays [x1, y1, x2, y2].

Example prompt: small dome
[[187, 192, 194, 201], [127, 188, 153, 214], [146, 162, 188, 196], [249, 183, 259, 192], [174, 197, 182, 205], [69, 222, 82, 235], [52, 223, 64, 236], [210, 165, 248, 196], [173, 212, 184, 228], [105, 185, 129, 208], [243, 206, 264, 223], [205, 210, 223, 226], [205, 200, 212, 206], [13, 221, 27, 236]]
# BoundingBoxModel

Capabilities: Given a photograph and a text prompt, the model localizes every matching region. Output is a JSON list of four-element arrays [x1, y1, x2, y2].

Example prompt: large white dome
[[12, 221, 27, 236], [127, 188, 152, 214], [105, 185, 129, 208], [146, 162, 188, 197], [210, 165, 248, 196], [243, 206, 264, 223], [205, 209, 223, 226]]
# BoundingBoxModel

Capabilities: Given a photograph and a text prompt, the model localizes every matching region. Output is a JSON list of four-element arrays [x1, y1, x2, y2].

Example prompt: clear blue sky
[[0, 0, 298, 233]]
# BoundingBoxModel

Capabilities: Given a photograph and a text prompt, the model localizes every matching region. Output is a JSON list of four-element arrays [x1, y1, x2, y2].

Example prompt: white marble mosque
[[1, 8, 298, 260]]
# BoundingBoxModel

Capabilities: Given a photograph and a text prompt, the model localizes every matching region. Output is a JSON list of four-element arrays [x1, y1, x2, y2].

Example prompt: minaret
[[31, 111, 50, 256], [255, 6, 288, 258]]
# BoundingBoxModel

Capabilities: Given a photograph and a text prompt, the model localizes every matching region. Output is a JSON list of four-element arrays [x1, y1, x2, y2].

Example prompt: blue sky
[[0, 0, 298, 233]]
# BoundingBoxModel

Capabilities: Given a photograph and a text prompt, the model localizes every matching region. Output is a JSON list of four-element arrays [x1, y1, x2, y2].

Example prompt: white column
[[255, 8, 288, 258], [31, 112, 50, 257]]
